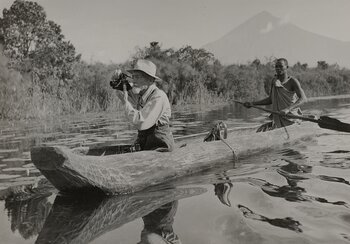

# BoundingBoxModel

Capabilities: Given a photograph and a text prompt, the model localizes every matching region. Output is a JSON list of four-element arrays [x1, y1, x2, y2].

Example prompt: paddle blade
[[318, 116, 350, 133]]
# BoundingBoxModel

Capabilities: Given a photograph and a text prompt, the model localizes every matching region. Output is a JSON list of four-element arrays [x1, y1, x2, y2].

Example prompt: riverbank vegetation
[[1, 0, 350, 120]]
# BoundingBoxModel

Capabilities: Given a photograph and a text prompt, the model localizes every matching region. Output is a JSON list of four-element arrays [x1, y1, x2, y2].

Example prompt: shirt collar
[[141, 83, 157, 103]]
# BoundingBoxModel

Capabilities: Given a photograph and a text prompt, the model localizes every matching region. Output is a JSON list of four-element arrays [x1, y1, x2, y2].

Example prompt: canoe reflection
[[35, 186, 206, 244]]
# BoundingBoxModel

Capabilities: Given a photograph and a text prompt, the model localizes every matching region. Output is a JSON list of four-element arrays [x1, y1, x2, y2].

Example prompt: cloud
[[260, 22, 274, 33], [260, 13, 291, 34], [279, 13, 291, 25]]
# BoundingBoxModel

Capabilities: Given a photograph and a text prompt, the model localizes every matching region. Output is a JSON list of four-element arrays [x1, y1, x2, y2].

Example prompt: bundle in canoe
[[30, 122, 321, 195]]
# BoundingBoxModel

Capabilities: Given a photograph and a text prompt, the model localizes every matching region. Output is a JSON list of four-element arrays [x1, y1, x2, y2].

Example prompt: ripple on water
[[22, 163, 34, 168], [1, 158, 26, 163], [2, 167, 30, 173], [340, 213, 350, 224], [0, 148, 19, 153], [0, 174, 21, 180], [0, 98, 349, 244], [0, 134, 15, 140]]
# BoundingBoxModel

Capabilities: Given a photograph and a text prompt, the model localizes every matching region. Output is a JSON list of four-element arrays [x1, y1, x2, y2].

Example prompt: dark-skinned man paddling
[[243, 58, 308, 132], [111, 59, 175, 152]]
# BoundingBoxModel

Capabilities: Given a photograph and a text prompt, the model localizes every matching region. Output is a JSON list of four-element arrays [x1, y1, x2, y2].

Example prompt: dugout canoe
[[30, 122, 322, 195]]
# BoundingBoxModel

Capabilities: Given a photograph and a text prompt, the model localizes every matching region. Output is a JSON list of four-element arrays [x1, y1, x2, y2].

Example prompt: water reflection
[[0, 97, 350, 243], [214, 182, 233, 207], [318, 175, 350, 185], [261, 159, 312, 202], [260, 149, 349, 207], [211, 168, 234, 208], [5, 195, 52, 239], [138, 201, 181, 244], [35, 186, 206, 244], [238, 204, 303, 232]]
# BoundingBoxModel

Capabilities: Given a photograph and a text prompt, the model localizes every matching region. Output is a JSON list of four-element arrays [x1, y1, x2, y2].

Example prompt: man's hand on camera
[[110, 69, 122, 89], [110, 82, 118, 90], [112, 69, 122, 80]]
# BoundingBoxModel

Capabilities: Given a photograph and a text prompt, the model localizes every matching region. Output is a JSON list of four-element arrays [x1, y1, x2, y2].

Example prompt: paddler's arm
[[243, 96, 272, 108], [244, 81, 273, 108], [280, 78, 307, 115], [252, 96, 272, 106]]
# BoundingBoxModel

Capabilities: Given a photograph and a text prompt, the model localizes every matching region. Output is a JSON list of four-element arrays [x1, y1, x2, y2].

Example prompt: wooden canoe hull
[[30, 122, 321, 195]]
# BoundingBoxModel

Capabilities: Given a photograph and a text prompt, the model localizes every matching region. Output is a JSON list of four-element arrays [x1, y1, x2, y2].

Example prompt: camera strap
[[137, 96, 143, 110], [137, 88, 157, 110]]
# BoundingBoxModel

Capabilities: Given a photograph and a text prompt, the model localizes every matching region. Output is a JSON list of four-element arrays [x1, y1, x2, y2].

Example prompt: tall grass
[[2, 52, 350, 120], [175, 79, 229, 105]]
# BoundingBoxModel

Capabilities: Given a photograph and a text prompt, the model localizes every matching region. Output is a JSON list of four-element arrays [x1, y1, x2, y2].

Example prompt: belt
[[138, 123, 168, 136]]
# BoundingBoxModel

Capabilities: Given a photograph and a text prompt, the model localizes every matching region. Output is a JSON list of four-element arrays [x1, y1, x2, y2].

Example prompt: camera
[[110, 71, 132, 91]]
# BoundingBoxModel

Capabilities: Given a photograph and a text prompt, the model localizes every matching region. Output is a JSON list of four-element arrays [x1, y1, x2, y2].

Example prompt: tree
[[0, 0, 80, 92], [175, 45, 215, 71], [293, 61, 308, 71], [317, 61, 329, 70], [132, 42, 173, 62], [251, 58, 261, 68]]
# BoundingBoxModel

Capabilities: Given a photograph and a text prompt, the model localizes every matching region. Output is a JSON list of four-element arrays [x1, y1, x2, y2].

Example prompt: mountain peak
[[237, 11, 281, 33], [252, 11, 279, 22], [203, 11, 350, 67]]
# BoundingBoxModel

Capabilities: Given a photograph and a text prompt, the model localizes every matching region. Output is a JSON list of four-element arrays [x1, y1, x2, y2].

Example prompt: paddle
[[233, 100, 350, 133]]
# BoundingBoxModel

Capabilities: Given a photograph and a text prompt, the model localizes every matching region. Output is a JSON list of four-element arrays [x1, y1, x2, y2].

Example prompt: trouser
[[136, 124, 174, 152]]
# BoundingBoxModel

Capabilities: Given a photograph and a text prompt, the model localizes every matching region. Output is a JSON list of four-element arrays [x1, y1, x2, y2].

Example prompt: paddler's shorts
[[136, 124, 174, 152]]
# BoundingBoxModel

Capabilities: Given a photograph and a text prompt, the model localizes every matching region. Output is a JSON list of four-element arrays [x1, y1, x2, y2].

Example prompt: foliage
[[69, 61, 122, 112], [130, 42, 224, 104], [317, 61, 329, 70], [1, 1, 350, 120], [0, 0, 80, 94], [0, 47, 29, 119]]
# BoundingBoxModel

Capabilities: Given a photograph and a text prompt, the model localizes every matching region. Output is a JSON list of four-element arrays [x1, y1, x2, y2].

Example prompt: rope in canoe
[[203, 121, 237, 160]]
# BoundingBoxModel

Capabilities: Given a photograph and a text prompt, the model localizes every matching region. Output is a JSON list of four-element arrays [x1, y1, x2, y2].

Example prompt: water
[[0, 98, 350, 244]]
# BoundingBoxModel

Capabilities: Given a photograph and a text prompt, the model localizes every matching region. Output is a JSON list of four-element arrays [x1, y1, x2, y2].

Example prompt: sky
[[1, 0, 350, 64]]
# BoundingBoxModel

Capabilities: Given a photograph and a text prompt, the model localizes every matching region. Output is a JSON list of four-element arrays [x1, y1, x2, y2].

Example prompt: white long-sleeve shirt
[[120, 84, 171, 131]]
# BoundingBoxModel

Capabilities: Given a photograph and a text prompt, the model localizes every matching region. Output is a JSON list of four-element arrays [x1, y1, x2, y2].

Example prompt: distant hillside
[[203, 11, 350, 68]]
